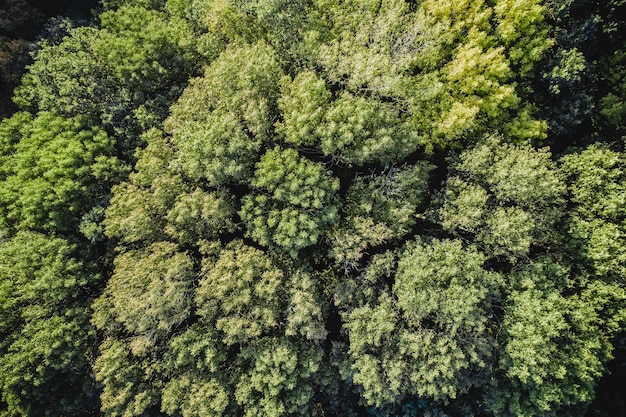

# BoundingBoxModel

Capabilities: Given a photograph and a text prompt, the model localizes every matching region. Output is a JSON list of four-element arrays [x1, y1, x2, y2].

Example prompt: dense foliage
[[1, 0, 626, 416]]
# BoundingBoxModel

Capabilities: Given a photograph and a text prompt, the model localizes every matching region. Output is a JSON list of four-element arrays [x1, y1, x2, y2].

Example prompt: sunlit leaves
[[0, 112, 127, 234], [561, 145, 626, 280], [92, 242, 195, 352], [105, 129, 236, 245], [235, 338, 323, 417], [487, 259, 614, 417], [436, 137, 566, 261], [196, 240, 285, 345], [94, 338, 162, 417], [342, 238, 501, 407], [166, 42, 284, 185], [278, 70, 331, 148], [241, 147, 340, 256]]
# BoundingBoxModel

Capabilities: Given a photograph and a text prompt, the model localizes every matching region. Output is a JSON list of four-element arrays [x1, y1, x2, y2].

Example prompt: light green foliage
[[235, 338, 323, 417], [0, 112, 127, 234], [92, 241, 197, 416], [494, 0, 552, 76], [233, 0, 310, 60], [94, 338, 162, 417], [342, 238, 501, 406], [330, 162, 432, 269], [105, 129, 237, 245], [163, 256, 328, 417], [317, 93, 419, 165], [279, 71, 419, 164], [423, 0, 549, 144], [105, 129, 186, 243], [285, 270, 328, 342], [277, 70, 331, 148], [161, 325, 231, 417], [560, 145, 626, 280], [162, 374, 230, 417], [311, 0, 549, 151], [166, 188, 236, 245], [313, 0, 435, 95], [196, 240, 285, 345], [240, 147, 340, 256], [166, 42, 284, 185], [197, 240, 326, 345], [0, 232, 99, 417], [92, 241, 195, 353], [486, 258, 615, 417], [437, 137, 566, 261]]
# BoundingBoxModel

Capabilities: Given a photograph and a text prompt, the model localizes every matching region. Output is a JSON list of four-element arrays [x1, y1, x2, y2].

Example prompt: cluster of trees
[[1, 0, 625, 416]]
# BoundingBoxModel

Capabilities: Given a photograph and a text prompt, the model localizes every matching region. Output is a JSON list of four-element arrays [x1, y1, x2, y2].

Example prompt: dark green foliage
[[13, 5, 197, 151]]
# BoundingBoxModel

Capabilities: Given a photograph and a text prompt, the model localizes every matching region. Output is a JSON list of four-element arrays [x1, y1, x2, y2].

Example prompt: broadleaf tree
[[0, 0, 625, 416]]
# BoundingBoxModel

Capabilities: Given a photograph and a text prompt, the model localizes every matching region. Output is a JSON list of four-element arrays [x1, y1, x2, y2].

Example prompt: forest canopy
[[1, 0, 626, 416]]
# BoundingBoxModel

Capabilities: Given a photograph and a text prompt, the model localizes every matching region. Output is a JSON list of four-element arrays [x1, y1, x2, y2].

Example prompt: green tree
[[92, 241, 196, 353], [340, 238, 502, 408], [234, 337, 323, 417], [0, 232, 99, 417], [13, 5, 197, 151], [240, 147, 340, 256], [560, 145, 626, 280], [329, 162, 433, 270], [165, 41, 284, 186], [0, 111, 127, 234], [485, 258, 624, 417], [92, 241, 197, 416], [9, 0, 618, 415], [435, 136, 566, 261], [105, 129, 236, 246]]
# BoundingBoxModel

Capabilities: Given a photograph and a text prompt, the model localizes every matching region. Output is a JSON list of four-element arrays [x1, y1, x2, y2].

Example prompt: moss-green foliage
[[310, 0, 550, 151], [2, 0, 626, 416], [278, 69, 420, 164], [93, 238, 329, 416]]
